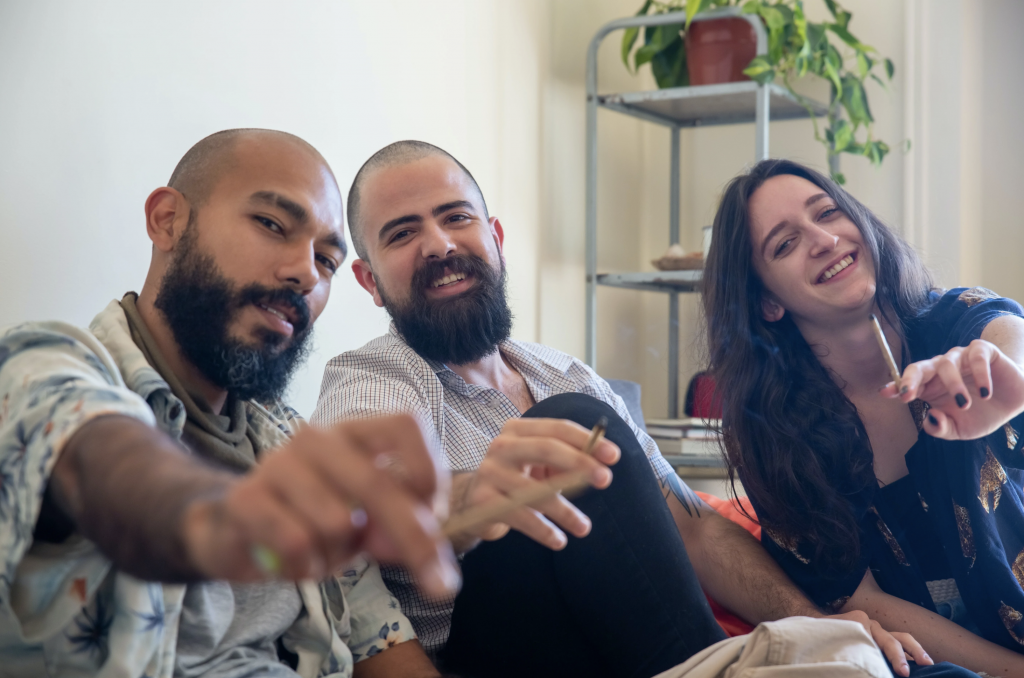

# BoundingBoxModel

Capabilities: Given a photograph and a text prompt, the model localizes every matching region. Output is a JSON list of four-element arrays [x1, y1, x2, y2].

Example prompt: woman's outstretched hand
[[882, 339, 1024, 440]]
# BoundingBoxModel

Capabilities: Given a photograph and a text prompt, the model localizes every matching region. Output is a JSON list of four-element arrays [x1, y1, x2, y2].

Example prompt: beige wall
[[2, 0, 1021, 426], [539, 0, 909, 419], [0, 0, 550, 418]]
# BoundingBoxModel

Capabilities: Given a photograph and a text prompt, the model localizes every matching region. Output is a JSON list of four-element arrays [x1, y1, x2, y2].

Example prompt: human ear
[[761, 294, 785, 322], [352, 259, 385, 308], [490, 217, 505, 259], [145, 187, 190, 253]]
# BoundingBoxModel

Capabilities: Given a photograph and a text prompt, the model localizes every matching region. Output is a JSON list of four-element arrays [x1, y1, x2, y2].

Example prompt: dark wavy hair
[[701, 159, 935, 571]]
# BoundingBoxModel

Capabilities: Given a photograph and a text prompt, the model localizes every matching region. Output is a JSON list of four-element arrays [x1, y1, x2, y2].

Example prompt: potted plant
[[621, 0, 898, 183]]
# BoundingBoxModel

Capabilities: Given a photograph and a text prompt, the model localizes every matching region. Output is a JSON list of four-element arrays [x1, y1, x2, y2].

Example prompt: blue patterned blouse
[[748, 287, 1024, 653]]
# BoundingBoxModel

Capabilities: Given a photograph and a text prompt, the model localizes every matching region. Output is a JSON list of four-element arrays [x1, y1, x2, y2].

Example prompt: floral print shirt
[[750, 288, 1024, 653], [0, 299, 415, 677]]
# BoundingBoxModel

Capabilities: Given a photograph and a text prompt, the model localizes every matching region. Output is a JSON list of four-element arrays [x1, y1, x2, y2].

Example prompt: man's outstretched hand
[[182, 414, 460, 597]]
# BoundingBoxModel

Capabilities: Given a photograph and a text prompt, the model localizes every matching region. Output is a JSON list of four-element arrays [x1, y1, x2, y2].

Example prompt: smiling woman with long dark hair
[[702, 159, 1024, 677]]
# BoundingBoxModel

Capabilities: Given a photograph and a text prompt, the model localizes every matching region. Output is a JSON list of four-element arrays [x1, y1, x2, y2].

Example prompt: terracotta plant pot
[[685, 17, 757, 86]]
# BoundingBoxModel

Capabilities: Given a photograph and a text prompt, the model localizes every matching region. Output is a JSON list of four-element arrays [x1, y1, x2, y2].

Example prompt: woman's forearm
[[845, 575, 1024, 677]]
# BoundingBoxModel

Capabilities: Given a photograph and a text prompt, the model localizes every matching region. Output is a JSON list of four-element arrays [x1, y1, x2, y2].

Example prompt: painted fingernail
[[900, 385, 909, 395], [980, 387, 990, 398], [955, 393, 967, 408], [928, 414, 938, 426]]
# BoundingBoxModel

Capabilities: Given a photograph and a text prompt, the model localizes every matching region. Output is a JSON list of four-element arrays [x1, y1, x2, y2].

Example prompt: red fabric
[[695, 491, 760, 636]]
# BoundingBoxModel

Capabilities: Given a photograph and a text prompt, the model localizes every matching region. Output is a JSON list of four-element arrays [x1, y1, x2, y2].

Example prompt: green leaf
[[634, 23, 683, 69], [685, 0, 707, 29], [856, 52, 871, 78], [622, 27, 640, 69], [760, 6, 786, 31], [805, 22, 827, 52], [833, 171, 847, 185], [822, 60, 842, 94], [741, 0, 761, 14], [743, 55, 776, 84], [870, 73, 887, 90], [885, 57, 895, 79], [832, 119, 853, 152], [795, 55, 809, 78], [841, 74, 873, 127], [824, 0, 851, 29], [652, 35, 689, 88], [621, 0, 654, 69], [828, 23, 875, 53]]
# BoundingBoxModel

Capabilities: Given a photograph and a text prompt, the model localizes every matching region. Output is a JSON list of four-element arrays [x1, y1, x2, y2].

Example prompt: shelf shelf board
[[596, 270, 702, 293], [597, 82, 827, 128], [660, 454, 726, 469]]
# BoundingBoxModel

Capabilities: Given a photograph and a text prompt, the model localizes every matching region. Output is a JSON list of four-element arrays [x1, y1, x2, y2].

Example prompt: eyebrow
[[320, 230, 347, 258], [759, 192, 830, 258], [250, 191, 308, 224], [376, 200, 478, 244]]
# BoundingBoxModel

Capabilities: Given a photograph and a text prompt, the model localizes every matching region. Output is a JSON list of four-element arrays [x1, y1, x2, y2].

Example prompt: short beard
[[154, 222, 313, 402], [378, 253, 513, 365]]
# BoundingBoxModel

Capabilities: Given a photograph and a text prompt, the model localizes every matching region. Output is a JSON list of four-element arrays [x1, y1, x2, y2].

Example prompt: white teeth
[[432, 273, 467, 288], [820, 255, 854, 282], [260, 304, 288, 321]]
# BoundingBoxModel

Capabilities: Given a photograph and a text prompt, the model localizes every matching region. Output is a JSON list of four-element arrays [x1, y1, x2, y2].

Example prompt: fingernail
[[593, 467, 612, 486], [923, 652, 933, 664], [928, 414, 938, 426], [900, 385, 908, 395], [955, 393, 967, 408], [980, 387, 990, 398]]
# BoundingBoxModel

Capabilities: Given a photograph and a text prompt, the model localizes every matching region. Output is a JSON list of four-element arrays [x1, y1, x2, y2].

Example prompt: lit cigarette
[[869, 313, 902, 391]]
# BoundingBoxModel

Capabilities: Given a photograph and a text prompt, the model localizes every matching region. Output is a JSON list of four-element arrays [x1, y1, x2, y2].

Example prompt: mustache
[[237, 285, 312, 335], [411, 254, 494, 293]]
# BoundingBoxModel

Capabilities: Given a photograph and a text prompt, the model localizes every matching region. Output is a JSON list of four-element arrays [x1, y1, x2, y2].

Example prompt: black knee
[[525, 392, 661, 502]]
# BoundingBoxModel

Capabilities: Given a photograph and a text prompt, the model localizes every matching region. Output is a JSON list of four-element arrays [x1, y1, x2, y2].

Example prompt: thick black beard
[[154, 226, 313, 403], [379, 254, 513, 365]]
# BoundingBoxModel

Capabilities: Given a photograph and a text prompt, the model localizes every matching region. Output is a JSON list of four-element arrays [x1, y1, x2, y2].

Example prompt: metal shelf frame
[[584, 7, 825, 418]]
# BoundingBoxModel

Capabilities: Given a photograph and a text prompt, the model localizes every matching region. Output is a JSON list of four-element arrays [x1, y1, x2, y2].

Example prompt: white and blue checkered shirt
[[311, 327, 672, 653]]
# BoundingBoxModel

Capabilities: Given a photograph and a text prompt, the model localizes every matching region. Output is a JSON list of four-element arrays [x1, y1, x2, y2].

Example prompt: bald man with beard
[[0, 130, 457, 678]]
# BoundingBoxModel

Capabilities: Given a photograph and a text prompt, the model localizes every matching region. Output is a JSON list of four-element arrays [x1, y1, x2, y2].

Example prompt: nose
[[419, 221, 457, 260], [807, 224, 839, 257], [277, 240, 318, 294]]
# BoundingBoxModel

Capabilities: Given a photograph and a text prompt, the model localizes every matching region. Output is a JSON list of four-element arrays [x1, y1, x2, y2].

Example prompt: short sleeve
[[337, 558, 418, 663], [0, 321, 155, 621], [909, 288, 1024, 360]]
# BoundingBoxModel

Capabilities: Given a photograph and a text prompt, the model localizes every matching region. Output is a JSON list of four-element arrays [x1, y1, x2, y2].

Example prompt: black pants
[[440, 393, 728, 678], [438, 393, 982, 678]]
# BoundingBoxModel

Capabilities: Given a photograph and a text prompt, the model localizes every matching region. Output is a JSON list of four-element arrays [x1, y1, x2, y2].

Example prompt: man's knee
[[524, 393, 648, 465]]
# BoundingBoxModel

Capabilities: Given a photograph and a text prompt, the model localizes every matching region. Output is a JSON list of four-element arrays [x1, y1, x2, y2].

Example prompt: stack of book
[[645, 418, 722, 458]]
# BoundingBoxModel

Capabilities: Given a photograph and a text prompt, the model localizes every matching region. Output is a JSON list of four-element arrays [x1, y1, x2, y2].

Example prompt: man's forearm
[[50, 414, 233, 582], [660, 474, 819, 623]]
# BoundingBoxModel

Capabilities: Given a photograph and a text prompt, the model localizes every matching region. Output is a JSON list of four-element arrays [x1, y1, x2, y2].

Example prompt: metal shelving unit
[[585, 7, 827, 420]]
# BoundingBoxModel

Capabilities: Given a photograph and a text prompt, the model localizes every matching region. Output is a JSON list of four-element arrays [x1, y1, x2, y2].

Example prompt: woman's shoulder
[[908, 287, 1024, 359]]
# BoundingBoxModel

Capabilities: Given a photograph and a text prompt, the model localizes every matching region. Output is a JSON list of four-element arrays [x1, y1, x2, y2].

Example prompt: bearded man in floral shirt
[[0, 129, 459, 678]]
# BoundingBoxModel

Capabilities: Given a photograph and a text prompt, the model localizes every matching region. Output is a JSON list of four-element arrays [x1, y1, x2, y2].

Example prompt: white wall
[[0, 0, 547, 417], [3, 0, 1021, 426]]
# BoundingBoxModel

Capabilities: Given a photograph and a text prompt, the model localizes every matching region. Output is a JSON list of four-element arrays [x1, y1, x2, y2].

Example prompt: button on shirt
[[311, 328, 672, 653], [0, 301, 415, 678]]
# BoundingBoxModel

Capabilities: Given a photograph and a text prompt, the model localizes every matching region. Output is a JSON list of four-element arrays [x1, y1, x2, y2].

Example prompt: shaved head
[[347, 140, 488, 260], [169, 128, 333, 211]]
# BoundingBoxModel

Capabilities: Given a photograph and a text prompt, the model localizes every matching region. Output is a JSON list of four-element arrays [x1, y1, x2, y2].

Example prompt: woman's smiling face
[[748, 173, 877, 325]]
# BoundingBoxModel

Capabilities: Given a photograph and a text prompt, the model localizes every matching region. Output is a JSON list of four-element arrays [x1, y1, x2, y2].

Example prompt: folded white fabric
[[653, 616, 891, 678]]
